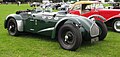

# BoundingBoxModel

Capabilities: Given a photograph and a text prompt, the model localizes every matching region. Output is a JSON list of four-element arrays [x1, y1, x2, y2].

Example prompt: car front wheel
[[58, 23, 82, 51], [7, 18, 19, 36], [95, 20, 108, 41]]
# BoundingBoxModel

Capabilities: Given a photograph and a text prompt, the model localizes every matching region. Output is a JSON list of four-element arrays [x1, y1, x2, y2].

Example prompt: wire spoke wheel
[[58, 23, 82, 51], [62, 31, 75, 45], [113, 20, 120, 32], [8, 21, 16, 33], [7, 18, 19, 36]]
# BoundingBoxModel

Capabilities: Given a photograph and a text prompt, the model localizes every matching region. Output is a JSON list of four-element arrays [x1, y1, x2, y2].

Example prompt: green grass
[[0, 4, 120, 57]]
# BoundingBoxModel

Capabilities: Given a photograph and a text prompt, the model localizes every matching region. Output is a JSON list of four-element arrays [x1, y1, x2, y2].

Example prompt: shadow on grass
[[81, 40, 106, 47], [11, 32, 109, 52], [107, 27, 120, 33], [107, 27, 114, 32], [17, 32, 57, 42], [74, 40, 108, 52]]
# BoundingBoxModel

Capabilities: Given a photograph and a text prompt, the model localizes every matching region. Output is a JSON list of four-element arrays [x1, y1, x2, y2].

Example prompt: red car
[[69, 1, 120, 33]]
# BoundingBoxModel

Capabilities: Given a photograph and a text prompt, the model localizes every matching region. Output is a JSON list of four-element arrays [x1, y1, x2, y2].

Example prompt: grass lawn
[[0, 4, 120, 57]]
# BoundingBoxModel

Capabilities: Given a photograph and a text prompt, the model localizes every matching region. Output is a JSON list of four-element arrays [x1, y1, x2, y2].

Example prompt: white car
[[30, 2, 40, 7]]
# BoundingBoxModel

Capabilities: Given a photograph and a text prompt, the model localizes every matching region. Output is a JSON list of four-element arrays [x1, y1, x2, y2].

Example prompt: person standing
[[17, 1, 21, 6]]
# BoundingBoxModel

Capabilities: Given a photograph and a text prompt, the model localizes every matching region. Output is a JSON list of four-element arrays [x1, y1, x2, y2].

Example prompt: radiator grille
[[90, 23, 99, 37]]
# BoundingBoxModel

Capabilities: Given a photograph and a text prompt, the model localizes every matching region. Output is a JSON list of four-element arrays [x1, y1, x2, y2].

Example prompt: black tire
[[112, 19, 120, 32], [95, 20, 107, 41], [7, 18, 19, 36], [58, 23, 82, 51]]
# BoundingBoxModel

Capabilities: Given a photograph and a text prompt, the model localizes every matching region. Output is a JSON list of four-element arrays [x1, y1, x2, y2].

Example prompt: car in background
[[105, 2, 120, 9], [58, 3, 70, 11], [30, 2, 40, 7], [42, 0, 50, 3], [52, 3, 61, 10], [69, 1, 120, 33], [4, 7, 106, 51]]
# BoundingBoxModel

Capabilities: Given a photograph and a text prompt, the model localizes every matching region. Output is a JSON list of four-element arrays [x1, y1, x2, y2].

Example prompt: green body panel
[[24, 18, 35, 32], [24, 19, 56, 34], [52, 16, 93, 39], [5, 12, 94, 39]]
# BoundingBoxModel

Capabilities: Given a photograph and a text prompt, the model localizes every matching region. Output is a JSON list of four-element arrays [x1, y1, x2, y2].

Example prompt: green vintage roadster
[[4, 7, 107, 51]]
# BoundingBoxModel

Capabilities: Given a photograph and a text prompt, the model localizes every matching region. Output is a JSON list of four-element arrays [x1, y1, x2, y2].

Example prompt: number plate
[[91, 37, 99, 43]]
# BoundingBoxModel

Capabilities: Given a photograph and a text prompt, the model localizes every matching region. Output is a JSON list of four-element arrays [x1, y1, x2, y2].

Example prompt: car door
[[31, 13, 57, 35], [98, 9, 118, 20], [24, 13, 35, 33]]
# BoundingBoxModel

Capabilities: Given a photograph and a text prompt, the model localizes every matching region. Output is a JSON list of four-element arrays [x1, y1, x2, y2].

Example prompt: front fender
[[4, 14, 24, 32], [6, 14, 23, 20], [88, 14, 106, 22], [51, 16, 94, 39], [108, 14, 120, 21]]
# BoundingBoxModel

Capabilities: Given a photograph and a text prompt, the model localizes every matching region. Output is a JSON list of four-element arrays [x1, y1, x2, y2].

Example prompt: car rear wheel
[[95, 20, 108, 41], [7, 18, 19, 36], [113, 19, 120, 32], [58, 23, 82, 51]]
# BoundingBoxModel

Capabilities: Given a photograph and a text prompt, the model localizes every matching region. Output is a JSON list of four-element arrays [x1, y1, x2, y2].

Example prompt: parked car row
[[30, 2, 72, 10], [69, 1, 120, 32], [105, 2, 120, 9]]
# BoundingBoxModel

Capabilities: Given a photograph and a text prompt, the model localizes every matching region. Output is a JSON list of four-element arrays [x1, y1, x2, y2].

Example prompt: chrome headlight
[[90, 23, 99, 37]]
